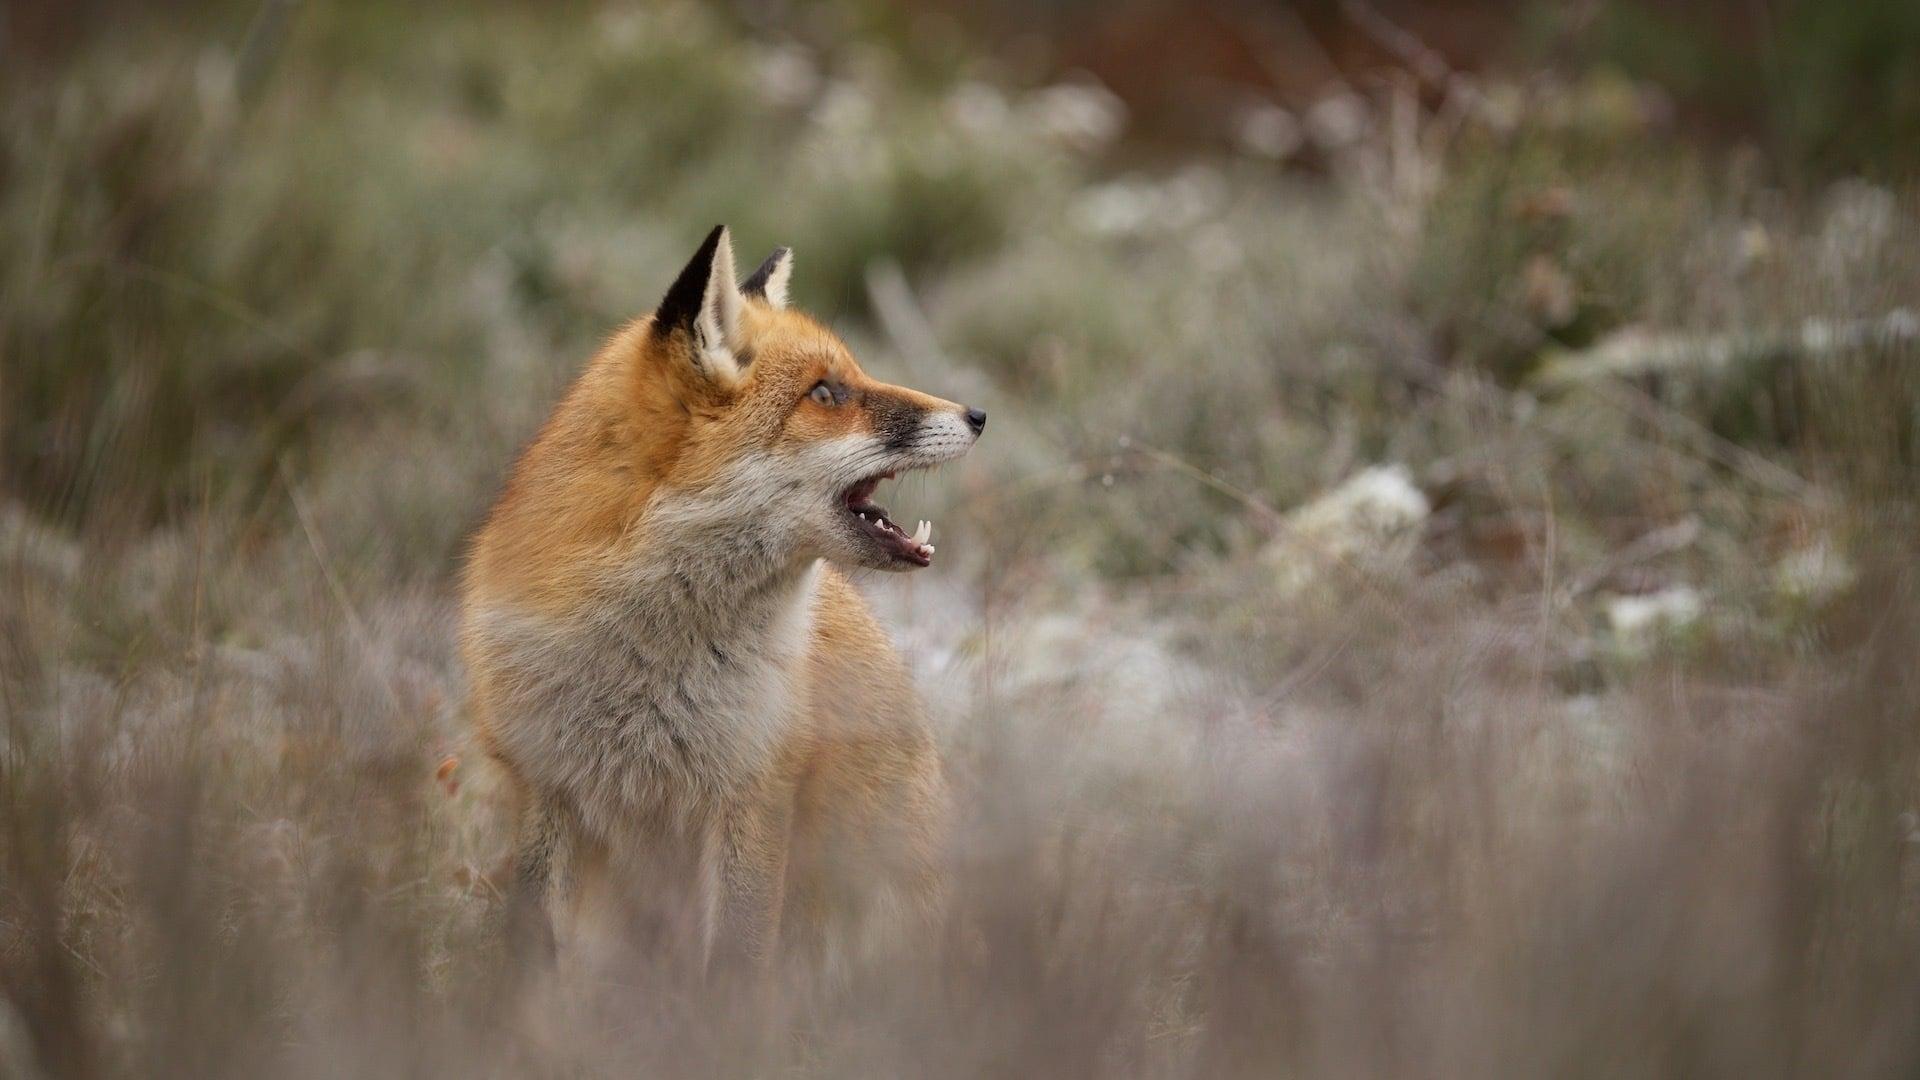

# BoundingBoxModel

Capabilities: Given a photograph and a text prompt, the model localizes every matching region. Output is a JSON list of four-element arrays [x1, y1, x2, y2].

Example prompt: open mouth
[[841, 469, 936, 568]]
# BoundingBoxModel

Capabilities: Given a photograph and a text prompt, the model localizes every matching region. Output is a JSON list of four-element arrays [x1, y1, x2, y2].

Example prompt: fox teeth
[[911, 520, 931, 546]]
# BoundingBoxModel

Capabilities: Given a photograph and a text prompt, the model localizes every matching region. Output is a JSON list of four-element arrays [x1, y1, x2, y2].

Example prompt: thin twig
[[78, 256, 322, 365], [865, 258, 947, 372], [1561, 516, 1704, 602], [1338, 0, 1454, 91], [1122, 439, 1285, 524], [280, 460, 405, 716], [1124, 438, 1421, 631], [1590, 378, 1816, 500]]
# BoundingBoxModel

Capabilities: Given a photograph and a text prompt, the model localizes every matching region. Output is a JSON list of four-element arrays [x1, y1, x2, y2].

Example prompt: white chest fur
[[473, 555, 819, 841]]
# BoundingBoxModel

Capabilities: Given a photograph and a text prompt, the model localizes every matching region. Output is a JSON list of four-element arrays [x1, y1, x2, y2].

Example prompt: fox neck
[[604, 466, 823, 653]]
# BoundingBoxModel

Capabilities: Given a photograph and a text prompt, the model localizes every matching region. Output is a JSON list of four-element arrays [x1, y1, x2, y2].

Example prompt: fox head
[[630, 225, 985, 574]]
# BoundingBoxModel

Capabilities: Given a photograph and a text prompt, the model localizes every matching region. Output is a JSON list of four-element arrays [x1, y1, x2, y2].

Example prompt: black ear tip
[[741, 246, 791, 297], [655, 225, 731, 335], [687, 224, 727, 265]]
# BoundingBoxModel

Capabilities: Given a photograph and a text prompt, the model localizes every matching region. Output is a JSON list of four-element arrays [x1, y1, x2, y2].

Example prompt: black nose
[[964, 407, 987, 434]]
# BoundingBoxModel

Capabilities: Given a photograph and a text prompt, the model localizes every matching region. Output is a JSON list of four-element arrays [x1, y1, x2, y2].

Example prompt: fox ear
[[740, 247, 792, 309], [653, 224, 744, 383]]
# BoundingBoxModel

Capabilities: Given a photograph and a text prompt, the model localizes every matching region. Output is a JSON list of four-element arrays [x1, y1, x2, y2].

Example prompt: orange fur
[[460, 231, 980, 973]]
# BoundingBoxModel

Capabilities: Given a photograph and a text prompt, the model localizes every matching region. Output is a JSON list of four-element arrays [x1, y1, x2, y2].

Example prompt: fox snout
[[816, 389, 984, 571], [869, 390, 986, 467]]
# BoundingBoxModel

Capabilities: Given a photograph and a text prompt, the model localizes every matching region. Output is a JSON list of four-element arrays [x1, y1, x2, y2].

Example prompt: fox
[[459, 225, 985, 975]]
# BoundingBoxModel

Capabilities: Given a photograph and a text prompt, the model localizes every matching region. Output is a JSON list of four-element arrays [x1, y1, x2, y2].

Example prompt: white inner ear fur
[[694, 229, 745, 381], [761, 251, 792, 310]]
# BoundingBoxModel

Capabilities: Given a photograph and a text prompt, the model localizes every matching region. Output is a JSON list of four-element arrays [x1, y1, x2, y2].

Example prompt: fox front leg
[[506, 794, 573, 967], [709, 793, 794, 973]]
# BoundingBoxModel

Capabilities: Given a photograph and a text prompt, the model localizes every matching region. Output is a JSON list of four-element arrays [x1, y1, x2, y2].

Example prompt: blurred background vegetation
[[3, 1, 1919, 1076]]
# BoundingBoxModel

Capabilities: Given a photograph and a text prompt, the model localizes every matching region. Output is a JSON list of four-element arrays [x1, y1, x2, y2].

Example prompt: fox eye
[[808, 382, 835, 407]]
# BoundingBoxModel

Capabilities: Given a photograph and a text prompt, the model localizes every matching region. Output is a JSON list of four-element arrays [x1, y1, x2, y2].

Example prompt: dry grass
[[4, 2, 1920, 1076]]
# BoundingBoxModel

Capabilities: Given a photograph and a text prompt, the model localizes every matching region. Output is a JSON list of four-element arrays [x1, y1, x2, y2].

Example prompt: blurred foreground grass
[[3, 2, 1920, 1076]]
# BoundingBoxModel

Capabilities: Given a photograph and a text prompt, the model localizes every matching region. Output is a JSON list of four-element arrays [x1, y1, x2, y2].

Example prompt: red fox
[[460, 226, 984, 973]]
